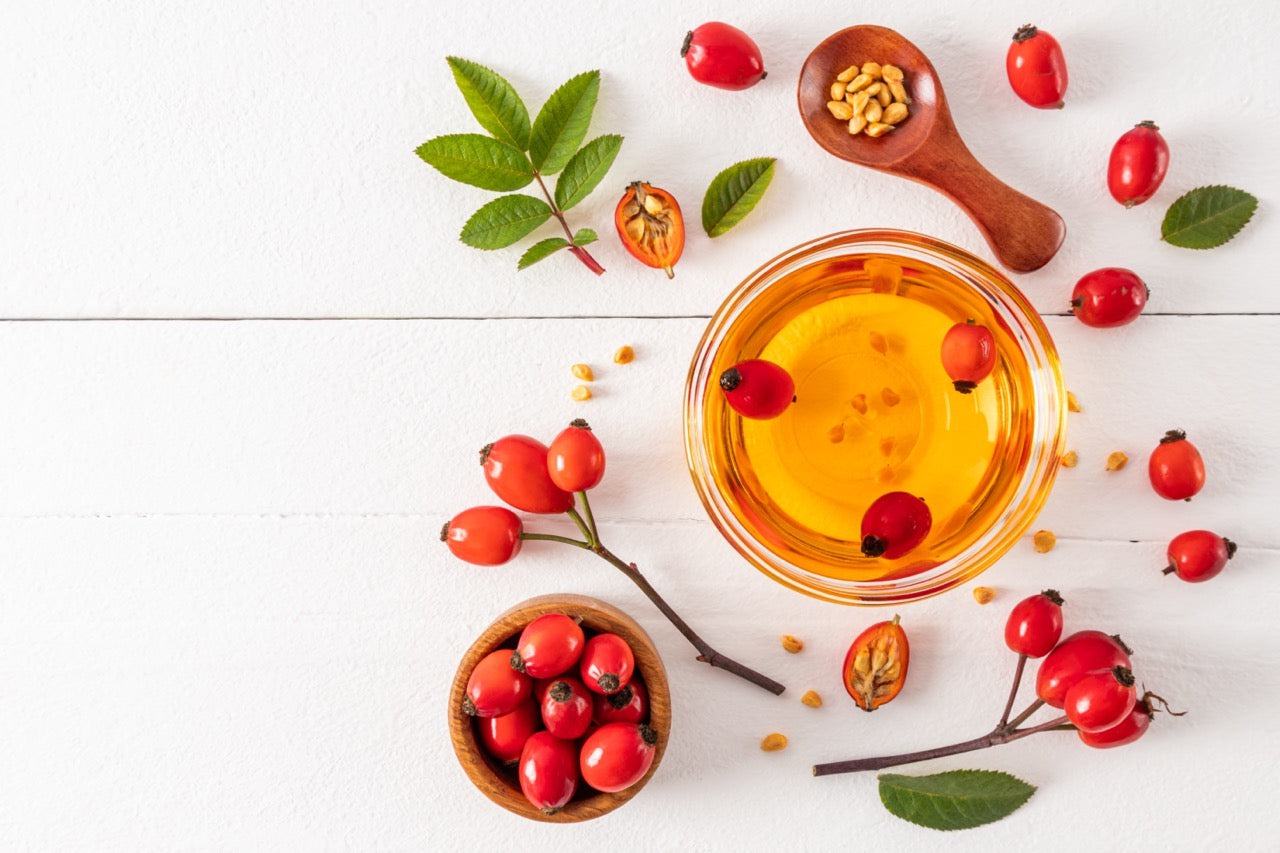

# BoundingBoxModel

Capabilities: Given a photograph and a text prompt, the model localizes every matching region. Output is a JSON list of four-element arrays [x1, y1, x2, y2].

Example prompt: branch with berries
[[441, 419, 786, 696]]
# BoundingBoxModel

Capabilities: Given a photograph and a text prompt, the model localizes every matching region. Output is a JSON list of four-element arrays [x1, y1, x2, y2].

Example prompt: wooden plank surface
[[2, 0, 1277, 319], [1, 515, 1275, 848]]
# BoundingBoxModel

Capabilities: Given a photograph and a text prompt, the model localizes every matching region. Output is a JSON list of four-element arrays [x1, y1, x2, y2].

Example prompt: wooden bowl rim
[[447, 593, 672, 823]]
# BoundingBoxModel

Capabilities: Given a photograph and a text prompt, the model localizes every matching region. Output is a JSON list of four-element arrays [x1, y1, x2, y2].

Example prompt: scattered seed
[[571, 385, 592, 402], [827, 100, 854, 120], [879, 436, 895, 456], [1033, 530, 1057, 553], [1061, 450, 1079, 468], [881, 387, 901, 407], [801, 690, 823, 708], [781, 635, 804, 654], [836, 65, 859, 83], [1067, 391, 1082, 413], [613, 345, 635, 365], [851, 394, 868, 415], [571, 363, 594, 382], [828, 423, 846, 443], [760, 733, 788, 752], [973, 586, 996, 605], [1106, 451, 1129, 471], [869, 331, 888, 354], [865, 122, 895, 138]]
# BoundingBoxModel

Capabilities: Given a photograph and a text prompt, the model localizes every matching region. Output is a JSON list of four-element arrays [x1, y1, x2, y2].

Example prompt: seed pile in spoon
[[825, 61, 911, 137]]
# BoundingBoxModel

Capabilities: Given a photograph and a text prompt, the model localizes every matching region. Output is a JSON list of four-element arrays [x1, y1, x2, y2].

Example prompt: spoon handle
[[910, 135, 1066, 273]]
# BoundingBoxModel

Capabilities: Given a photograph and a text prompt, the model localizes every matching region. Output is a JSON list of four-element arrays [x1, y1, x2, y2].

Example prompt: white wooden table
[[4, 1, 1278, 849]]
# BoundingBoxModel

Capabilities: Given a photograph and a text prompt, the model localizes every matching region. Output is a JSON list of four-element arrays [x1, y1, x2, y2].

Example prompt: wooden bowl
[[447, 594, 671, 822]]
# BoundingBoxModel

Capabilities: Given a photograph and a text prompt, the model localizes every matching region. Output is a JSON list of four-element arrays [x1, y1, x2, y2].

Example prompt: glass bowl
[[684, 229, 1065, 605]]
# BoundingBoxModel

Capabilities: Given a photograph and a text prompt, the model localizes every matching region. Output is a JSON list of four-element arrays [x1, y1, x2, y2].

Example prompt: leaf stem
[[565, 507, 595, 547], [533, 172, 605, 275], [519, 532, 591, 549], [1005, 698, 1046, 732], [578, 491, 600, 549]]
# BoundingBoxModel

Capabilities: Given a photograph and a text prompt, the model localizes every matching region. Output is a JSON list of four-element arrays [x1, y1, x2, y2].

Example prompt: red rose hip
[[540, 677, 595, 740], [1006, 25, 1067, 108], [1004, 589, 1064, 658], [481, 435, 575, 514], [1164, 530, 1236, 582], [511, 613, 585, 678], [547, 419, 606, 492], [579, 633, 635, 695], [519, 732, 579, 814], [580, 722, 658, 792], [1070, 268, 1148, 328], [1108, 121, 1170, 208], [860, 492, 932, 559], [1148, 430, 1205, 501], [477, 700, 539, 764], [1064, 666, 1137, 733], [441, 506, 523, 566], [681, 22, 766, 91], [464, 649, 533, 717], [1036, 631, 1132, 709], [593, 681, 649, 725], [719, 359, 795, 419], [940, 319, 997, 393]]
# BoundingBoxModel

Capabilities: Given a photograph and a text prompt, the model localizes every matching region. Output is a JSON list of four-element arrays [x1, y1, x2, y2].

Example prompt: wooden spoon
[[798, 25, 1065, 272]]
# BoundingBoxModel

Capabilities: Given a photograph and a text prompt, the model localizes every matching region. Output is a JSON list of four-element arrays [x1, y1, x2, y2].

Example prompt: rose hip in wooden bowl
[[447, 593, 671, 822]]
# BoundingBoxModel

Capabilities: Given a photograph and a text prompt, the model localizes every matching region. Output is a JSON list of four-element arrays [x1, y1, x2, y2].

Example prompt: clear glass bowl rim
[[682, 228, 1066, 605]]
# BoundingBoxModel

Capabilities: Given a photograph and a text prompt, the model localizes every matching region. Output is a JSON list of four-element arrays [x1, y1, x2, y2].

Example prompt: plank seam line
[[1, 312, 1278, 323]]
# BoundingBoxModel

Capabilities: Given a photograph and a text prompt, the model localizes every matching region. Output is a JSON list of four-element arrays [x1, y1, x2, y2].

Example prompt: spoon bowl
[[799, 26, 1065, 272]]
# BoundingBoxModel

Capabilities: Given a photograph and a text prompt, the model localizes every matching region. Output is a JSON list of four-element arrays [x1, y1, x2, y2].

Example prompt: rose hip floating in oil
[[1165, 530, 1236, 582], [1070, 268, 1148, 328], [1108, 121, 1170, 208], [860, 492, 932, 559], [843, 615, 909, 712], [719, 359, 795, 419], [1006, 25, 1067, 108], [941, 319, 997, 393], [1148, 430, 1205, 501], [681, 22, 766, 90], [615, 181, 684, 278]]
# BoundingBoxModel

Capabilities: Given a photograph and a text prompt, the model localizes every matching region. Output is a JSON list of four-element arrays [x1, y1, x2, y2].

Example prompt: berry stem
[[1006, 697, 1046, 731], [578, 490, 601, 547], [997, 653, 1028, 729], [525, 500, 786, 696], [566, 507, 596, 547], [812, 714, 1071, 776], [520, 532, 591, 549], [592, 545, 785, 695]]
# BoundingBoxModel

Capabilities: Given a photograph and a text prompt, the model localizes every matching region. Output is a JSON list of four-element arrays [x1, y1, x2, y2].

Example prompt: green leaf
[[1161, 185, 1258, 249], [415, 134, 534, 191], [572, 228, 597, 246], [878, 770, 1036, 831], [529, 71, 599, 174], [554, 134, 623, 211], [701, 157, 777, 237], [446, 56, 531, 150], [459, 195, 551, 250], [517, 237, 570, 269]]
